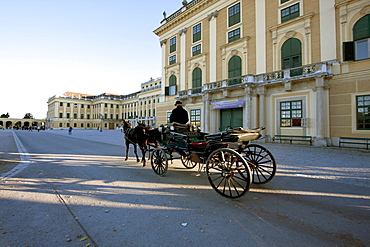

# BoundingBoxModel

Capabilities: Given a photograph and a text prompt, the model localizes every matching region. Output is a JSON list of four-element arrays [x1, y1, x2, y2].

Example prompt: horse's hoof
[[143, 164, 146, 167]]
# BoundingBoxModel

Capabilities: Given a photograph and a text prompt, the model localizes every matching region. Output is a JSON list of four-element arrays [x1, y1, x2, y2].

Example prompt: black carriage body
[[151, 124, 276, 198]]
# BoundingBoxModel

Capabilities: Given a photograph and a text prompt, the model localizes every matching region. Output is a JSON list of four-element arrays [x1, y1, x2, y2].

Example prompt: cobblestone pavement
[[1, 129, 369, 188]]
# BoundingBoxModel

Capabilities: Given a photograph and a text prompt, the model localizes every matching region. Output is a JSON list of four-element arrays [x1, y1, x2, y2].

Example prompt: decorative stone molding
[[360, 5, 370, 15], [284, 81, 292, 91], [231, 50, 238, 56], [285, 31, 296, 38], [178, 28, 187, 36], [339, 5, 347, 24], [160, 39, 167, 47], [207, 10, 218, 21]]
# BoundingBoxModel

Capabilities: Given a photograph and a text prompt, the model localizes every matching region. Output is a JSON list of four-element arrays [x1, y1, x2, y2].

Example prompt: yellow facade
[[46, 78, 162, 129], [153, 0, 370, 146]]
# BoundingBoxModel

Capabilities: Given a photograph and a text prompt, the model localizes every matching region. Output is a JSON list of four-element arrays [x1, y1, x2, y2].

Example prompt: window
[[87, 114, 90, 119], [81, 104, 84, 108], [192, 44, 201, 56], [168, 75, 177, 96], [190, 109, 201, 127], [59, 113, 63, 118], [229, 3, 240, 27], [81, 123, 84, 128], [169, 55, 176, 65], [67, 103, 70, 107], [74, 113, 77, 119], [105, 103, 108, 107], [193, 23, 201, 42], [74, 123, 77, 128], [66, 123, 70, 127], [228, 28, 240, 43], [192, 68, 202, 94], [281, 38, 302, 76], [81, 114, 84, 119], [357, 95, 370, 130], [354, 14, 370, 60], [281, 3, 299, 23], [355, 39, 370, 60], [170, 36, 176, 53], [281, 0, 290, 3], [59, 123, 63, 127], [87, 105, 90, 109], [228, 55, 242, 85], [66, 113, 70, 118], [280, 101, 302, 127], [59, 102, 63, 107]]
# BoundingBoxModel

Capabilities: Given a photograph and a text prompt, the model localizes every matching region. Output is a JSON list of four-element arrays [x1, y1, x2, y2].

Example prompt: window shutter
[[343, 42, 355, 61]]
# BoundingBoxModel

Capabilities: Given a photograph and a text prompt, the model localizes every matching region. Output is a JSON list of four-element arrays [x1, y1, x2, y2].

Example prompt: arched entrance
[[6, 121, 12, 129]]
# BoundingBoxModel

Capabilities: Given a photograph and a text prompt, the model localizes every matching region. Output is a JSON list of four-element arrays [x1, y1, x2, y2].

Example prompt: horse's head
[[122, 120, 132, 130]]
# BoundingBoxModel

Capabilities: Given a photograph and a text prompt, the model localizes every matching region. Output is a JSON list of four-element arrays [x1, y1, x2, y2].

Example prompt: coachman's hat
[[175, 100, 182, 105]]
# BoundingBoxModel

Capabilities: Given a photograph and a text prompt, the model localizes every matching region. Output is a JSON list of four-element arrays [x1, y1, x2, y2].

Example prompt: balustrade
[[177, 61, 334, 98]]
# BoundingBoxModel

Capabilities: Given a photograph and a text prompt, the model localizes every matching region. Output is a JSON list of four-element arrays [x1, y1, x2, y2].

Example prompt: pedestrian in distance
[[169, 100, 189, 124], [68, 126, 73, 135]]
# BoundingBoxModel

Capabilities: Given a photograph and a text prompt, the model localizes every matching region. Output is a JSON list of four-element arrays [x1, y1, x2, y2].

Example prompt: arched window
[[192, 67, 202, 94], [166, 75, 177, 96], [343, 14, 370, 61], [281, 38, 302, 76], [228, 55, 242, 85], [353, 14, 370, 60]]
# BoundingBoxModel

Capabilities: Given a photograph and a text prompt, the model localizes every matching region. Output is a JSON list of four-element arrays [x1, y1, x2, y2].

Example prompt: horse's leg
[[125, 142, 129, 161], [140, 145, 146, 167], [133, 144, 140, 162]]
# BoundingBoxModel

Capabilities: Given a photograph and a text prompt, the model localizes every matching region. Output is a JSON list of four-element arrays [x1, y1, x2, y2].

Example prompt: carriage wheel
[[150, 148, 168, 176], [206, 148, 252, 199], [241, 144, 276, 184], [180, 151, 197, 169]]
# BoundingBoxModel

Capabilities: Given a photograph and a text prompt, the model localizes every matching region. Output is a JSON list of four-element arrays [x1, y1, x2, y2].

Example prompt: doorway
[[220, 108, 243, 131]]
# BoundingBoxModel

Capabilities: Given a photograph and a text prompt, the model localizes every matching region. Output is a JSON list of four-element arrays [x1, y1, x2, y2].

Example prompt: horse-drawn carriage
[[149, 123, 276, 199]]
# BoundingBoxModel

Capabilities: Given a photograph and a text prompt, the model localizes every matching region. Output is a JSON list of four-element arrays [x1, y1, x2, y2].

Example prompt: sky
[[0, 0, 182, 119]]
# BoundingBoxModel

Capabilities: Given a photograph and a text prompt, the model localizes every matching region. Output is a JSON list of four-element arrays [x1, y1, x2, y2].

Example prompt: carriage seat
[[204, 127, 263, 142]]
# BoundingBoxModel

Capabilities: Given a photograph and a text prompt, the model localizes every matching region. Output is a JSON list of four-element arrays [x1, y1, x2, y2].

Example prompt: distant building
[[0, 118, 44, 129], [46, 78, 162, 129], [153, 0, 370, 146]]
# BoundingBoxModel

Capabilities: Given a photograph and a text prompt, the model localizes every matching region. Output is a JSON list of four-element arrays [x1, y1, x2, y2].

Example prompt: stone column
[[208, 10, 218, 82], [315, 77, 327, 146], [257, 86, 266, 128], [203, 93, 210, 132], [160, 39, 167, 96], [179, 28, 187, 91], [244, 86, 252, 129]]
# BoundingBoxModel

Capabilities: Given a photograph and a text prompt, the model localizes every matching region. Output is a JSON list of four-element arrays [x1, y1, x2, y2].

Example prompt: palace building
[[46, 77, 162, 130], [153, 0, 370, 146]]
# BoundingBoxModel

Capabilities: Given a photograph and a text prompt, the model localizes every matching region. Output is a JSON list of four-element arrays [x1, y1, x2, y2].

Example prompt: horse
[[122, 120, 149, 167]]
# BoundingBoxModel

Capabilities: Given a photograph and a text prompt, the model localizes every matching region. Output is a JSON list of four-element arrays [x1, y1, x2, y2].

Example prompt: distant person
[[37, 126, 41, 132], [68, 127, 73, 135], [170, 100, 189, 124]]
